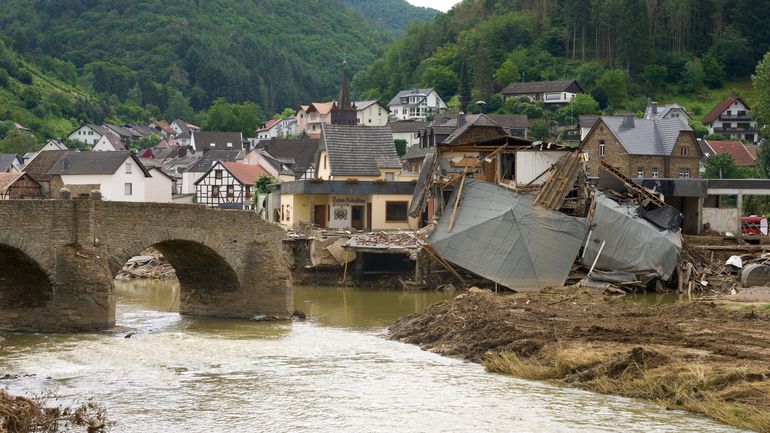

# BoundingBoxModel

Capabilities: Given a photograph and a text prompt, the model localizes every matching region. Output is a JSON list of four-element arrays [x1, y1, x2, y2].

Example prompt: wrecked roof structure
[[429, 179, 588, 291]]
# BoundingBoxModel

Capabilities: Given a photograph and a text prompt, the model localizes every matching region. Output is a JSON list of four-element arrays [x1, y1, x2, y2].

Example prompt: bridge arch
[[0, 243, 54, 329]]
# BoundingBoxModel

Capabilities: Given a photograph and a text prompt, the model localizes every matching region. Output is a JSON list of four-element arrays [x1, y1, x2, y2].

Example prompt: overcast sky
[[407, 0, 461, 12]]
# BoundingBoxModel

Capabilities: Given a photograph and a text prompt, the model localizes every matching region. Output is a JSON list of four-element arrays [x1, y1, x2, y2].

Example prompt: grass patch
[[484, 344, 770, 433]]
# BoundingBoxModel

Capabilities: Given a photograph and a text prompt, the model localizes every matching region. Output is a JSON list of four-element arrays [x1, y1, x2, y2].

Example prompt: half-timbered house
[[0, 172, 42, 199], [194, 161, 267, 210]]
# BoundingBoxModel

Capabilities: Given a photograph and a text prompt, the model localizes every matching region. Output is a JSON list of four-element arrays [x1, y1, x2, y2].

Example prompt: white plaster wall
[[703, 207, 740, 234], [145, 169, 173, 203], [181, 171, 201, 194], [515, 151, 569, 185]]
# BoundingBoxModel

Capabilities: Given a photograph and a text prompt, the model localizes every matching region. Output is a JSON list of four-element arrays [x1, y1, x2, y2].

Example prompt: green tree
[[690, 121, 709, 139], [252, 174, 276, 208], [273, 108, 296, 119], [680, 58, 705, 94], [204, 98, 263, 137], [593, 69, 628, 110], [753, 50, 770, 177], [165, 89, 194, 122], [0, 129, 38, 154], [704, 153, 739, 179], [394, 139, 407, 157], [418, 65, 458, 101], [556, 94, 599, 123]]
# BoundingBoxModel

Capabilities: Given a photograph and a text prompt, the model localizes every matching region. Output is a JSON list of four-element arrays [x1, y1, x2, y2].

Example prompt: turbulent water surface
[[0, 281, 749, 432]]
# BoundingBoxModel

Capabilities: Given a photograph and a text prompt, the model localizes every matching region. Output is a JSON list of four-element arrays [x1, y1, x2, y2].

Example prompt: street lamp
[[475, 100, 487, 114]]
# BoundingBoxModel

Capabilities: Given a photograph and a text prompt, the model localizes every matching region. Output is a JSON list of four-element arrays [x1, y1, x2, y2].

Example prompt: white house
[[170, 119, 200, 136], [388, 88, 448, 121], [702, 95, 759, 143], [41, 140, 68, 152], [181, 149, 245, 194], [354, 100, 389, 126], [501, 80, 583, 105], [194, 161, 266, 210], [390, 120, 427, 148], [644, 102, 691, 123], [47, 151, 151, 202], [256, 117, 298, 140], [92, 133, 126, 152], [68, 124, 111, 147], [145, 167, 175, 203]]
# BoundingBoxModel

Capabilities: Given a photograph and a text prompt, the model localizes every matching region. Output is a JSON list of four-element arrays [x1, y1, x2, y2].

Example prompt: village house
[[388, 88, 447, 121], [190, 131, 245, 153], [702, 95, 759, 143], [92, 132, 126, 152], [391, 120, 427, 148], [578, 115, 599, 141], [256, 117, 298, 140], [148, 119, 175, 137], [195, 161, 266, 210], [269, 124, 417, 231], [701, 140, 757, 168], [644, 102, 691, 123], [580, 115, 702, 179], [68, 124, 111, 146], [0, 154, 23, 173], [244, 138, 319, 181], [0, 172, 41, 200], [145, 167, 176, 203], [354, 100, 389, 126], [47, 151, 155, 201], [22, 149, 68, 198], [181, 149, 244, 194], [501, 79, 583, 105], [170, 119, 200, 136], [40, 139, 68, 152]]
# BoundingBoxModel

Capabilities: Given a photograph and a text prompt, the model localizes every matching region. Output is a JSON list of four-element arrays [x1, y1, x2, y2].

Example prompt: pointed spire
[[339, 59, 353, 111]]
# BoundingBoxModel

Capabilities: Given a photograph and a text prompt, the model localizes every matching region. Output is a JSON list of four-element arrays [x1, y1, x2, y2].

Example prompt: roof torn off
[[429, 179, 588, 291], [581, 192, 682, 281]]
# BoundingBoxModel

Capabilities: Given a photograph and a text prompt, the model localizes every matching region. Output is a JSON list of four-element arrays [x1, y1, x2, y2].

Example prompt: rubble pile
[[116, 248, 176, 280], [344, 231, 418, 250]]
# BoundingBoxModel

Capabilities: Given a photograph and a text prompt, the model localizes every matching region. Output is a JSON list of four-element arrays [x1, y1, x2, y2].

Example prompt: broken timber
[[533, 151, 582, 210]]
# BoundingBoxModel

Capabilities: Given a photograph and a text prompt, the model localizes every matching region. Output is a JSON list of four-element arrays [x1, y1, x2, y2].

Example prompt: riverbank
[[0, 389, 108, 432], [389, 288, 770, 432]]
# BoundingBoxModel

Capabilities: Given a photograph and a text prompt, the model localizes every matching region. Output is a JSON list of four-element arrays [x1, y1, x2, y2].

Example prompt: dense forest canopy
[[341, 0, 437, 37], [353, 0, 770, 113]]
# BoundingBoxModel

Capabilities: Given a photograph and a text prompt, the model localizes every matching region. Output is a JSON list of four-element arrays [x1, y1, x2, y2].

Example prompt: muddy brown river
[[0, 281, 750, 432]]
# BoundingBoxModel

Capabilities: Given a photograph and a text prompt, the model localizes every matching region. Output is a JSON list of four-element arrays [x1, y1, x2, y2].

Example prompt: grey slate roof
[[186, 149, 244, 173], [47, 151, 150, 177], [353, 100, 388, 112], [390, 120, 428, 133], [485, 114, 529, 129], [0, 154, 20, 172], [103, 133, 126, 151], [321, 124, 401, 176], [501, 80, 582, 95], [259, 138, 320, 177], [387, 88, 435, 107], [644, 103, 688, 120], [85, 124, 112, 137], [403, 146, 434, 160], [192, 131, 244, 151], [599, 116, 693, 156], [443, 114, 506, 144], [578, 115, 599, 128]]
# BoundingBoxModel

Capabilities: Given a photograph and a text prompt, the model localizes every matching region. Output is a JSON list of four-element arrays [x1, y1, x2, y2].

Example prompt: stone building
[[581, 115, 702, 179]]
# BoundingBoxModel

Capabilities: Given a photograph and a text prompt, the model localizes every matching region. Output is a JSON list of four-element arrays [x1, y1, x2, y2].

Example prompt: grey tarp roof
[[429, 179, 588, 291], [580, 193, 682, 280]]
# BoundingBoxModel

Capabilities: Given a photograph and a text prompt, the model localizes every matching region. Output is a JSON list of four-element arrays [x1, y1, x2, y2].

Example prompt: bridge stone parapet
[[0, 199, 292, 332]]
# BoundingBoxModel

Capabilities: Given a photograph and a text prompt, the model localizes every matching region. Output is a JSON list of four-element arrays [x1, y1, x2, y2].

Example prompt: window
[[385, 172, 395, 181], [210, 142, 216, 147], [368, 119, 372, 123], [125, 163, 132, 174], [636, 168, 644, 178], [226, 142, 233, 148], [215, 170, 223, 180], [680, 146, 688, 156], [652, 168, 659, 178], [246, 185, 252, 199], [378, 108, 382, 116], [671, 113, 679, 118], [226, 185, 234, 198], [599, 140, 606, 157], [385, 201, 408, 222], [211, 185, 220, 198], [323, 155, 327, 170], [679, 169, 690, 179], [124, 183, 132, 196]]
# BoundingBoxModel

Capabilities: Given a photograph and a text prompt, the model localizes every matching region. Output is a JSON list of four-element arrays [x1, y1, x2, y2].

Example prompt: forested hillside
[[0, 0, 389, 120], [341, 0, 437, 37], [353, 0, 770, 114]]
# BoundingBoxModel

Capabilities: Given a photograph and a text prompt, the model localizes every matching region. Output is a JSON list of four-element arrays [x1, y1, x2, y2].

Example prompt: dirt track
[[389, 288, 770, 431]]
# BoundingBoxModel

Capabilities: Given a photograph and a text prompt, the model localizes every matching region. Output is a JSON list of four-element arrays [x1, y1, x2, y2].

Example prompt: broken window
[[385, 201, 408, 222]]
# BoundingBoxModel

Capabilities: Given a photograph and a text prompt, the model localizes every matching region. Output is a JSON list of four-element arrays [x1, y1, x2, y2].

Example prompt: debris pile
[[0, 390, 110, 433], [116, 248, 176, 280]]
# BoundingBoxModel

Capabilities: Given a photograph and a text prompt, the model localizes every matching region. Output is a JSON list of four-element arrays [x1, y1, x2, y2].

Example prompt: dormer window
[[226, 142, 233, 148], [210, 142, 216, 147]]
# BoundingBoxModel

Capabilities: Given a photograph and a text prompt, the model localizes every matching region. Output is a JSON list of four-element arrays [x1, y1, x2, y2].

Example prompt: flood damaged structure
[[0, 197, 292, 332]]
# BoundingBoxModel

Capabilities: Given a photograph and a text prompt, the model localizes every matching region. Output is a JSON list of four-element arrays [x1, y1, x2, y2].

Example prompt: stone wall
[[583, 122, 630, 177], [0, 199, 292, 331]]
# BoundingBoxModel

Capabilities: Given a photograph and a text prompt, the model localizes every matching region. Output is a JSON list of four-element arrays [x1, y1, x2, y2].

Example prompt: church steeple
[[338, 60, 353, 111]]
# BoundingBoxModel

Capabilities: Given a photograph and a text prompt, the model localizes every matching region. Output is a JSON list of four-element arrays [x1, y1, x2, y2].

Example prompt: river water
[[0, 281, 748, 433]]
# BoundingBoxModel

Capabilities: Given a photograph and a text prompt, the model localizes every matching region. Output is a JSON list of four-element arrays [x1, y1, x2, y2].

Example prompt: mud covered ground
[[390, 288, 770, 432]]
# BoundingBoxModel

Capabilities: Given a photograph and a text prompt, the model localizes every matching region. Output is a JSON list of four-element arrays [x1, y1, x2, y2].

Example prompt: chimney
[[178, 147, 187, 158], [622, 114, 635, 128], [457, 112, 466, 128], [651, 102, 658, 115]]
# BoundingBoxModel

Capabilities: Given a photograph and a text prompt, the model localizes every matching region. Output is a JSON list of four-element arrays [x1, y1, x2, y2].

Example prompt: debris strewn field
[[0, 390, 109, 433], [389, 288, 770, 432]]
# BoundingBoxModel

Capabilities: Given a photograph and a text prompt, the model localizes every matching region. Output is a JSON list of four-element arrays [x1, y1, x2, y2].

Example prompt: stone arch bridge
[[0, 199, 292, 332]]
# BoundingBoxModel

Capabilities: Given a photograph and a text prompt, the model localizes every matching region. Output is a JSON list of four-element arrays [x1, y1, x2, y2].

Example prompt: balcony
[[719, 114, 752, 121], [714, 126, 757, 134]]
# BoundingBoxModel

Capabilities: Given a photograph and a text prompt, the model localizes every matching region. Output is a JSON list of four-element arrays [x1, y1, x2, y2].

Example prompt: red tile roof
[[707, 140, 756, 166], [221, 162, 267, 185], [702, 95, 750, 124], [258, 118, 281, 132]]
